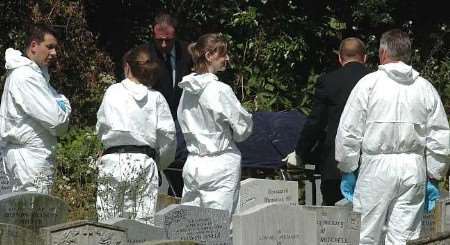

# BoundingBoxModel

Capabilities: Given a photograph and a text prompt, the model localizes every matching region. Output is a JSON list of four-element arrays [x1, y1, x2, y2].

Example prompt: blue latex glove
[[424, 180, 440, 213], [56, 99, 66, 112], [340, 172, 357, 202]]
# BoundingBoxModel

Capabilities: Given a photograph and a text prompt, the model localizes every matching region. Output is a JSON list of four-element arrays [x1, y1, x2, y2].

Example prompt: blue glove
[[56, 99, 66, 112], [340, 172, 357, 202], [424, 180, 440, 213]]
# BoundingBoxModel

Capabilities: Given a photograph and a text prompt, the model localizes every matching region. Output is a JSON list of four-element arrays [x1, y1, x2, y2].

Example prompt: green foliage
[[53, 127, 101, 221]]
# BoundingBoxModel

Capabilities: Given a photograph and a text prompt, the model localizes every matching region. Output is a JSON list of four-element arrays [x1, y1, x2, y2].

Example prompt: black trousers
[[320, 179, 343, 206]]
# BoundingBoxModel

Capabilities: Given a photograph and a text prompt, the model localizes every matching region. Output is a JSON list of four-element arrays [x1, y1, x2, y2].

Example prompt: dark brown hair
[[123, 45, 159, 87], [189, 33, 228, 74], [25, 24, 57, 49], [154, 11, 177, 29]]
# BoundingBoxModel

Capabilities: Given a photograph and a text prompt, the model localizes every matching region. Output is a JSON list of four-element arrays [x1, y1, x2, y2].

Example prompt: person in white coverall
[[335, 29, 450, 244], [96, 45, 176, 224], [177, 33, 253, 216], [0, 24, 71, 194]]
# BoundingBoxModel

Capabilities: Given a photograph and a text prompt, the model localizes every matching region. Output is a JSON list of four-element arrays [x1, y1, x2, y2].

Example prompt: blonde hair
[[189, 33, 228, 74]]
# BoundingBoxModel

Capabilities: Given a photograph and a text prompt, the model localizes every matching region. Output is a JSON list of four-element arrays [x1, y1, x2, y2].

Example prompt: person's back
[[336, 29, 449, 245], [0, 25, 71, 194]]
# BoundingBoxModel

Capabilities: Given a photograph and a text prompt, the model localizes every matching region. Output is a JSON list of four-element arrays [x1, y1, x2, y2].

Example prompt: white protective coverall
[[96, 78, 176, 224], [335, 62, 450, 244], [177, 73, 253, 216], [0, 48, 71, 194]]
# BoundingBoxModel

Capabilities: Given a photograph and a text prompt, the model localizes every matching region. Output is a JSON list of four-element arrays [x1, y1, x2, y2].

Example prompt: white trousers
[[96, 152, 159, 225], [354, 153, 426, 245], [181, 149, 241, 216]]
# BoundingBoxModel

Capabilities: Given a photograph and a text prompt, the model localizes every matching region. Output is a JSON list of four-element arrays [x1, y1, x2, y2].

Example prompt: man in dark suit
[[148, 12, 192, 197], [296, 37, 369, 205], [148, 12, 192, 119]]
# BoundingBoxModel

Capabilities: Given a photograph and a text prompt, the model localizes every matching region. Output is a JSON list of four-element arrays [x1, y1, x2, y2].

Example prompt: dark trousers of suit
[[320, 179, 343, 206]]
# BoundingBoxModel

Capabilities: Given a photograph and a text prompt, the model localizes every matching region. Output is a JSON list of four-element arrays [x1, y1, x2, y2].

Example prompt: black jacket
[[148, 40, 193, 119], [296, 62, 369, 180]]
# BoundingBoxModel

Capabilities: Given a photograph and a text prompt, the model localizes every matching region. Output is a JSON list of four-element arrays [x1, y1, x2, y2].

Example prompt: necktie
[[164, 55, 173, 85]]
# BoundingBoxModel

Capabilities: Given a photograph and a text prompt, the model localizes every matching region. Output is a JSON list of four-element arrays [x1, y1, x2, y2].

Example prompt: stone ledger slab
[[408, 231, 450, 245], [304, 205, 360, 245], [232, 203, 319, 245], [155, 204, 231, 245], [238, 178, 298, 213], [0, 192, 68, 232], [0, 223, 43, 245], [103, 217, 166, 243], [420, 197, 450, 238], [40, 220, 126, 245]]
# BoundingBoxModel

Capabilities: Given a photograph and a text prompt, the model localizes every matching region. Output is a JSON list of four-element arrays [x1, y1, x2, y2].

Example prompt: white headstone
[[103, 217, 166, 244], [155, 204, 231, 245], [420, 197, 450, 238], [238, 178, 298, 213], [232, 203, 319, 245], [304, 205, 360, 244]]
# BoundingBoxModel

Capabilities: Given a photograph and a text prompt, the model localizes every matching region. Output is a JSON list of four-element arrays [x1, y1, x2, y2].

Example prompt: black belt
[[103, 145, 156, 158]]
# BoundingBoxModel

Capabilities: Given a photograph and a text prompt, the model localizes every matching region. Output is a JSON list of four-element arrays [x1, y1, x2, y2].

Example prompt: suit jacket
[[296, 62, 369, 180], [148, 40, 192, 119]]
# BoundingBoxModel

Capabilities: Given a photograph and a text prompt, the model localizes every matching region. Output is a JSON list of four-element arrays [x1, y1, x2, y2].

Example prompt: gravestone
[[408, 231, 450, 245], [303, 164, 323, 205], [420, 197, 450, 238], [0, 223, 43, 245], [304, 205, 360, 244], [232, 203, 319, 245], [0, 192, 68, 232], [103, 217, 166, 243], [238, 178, 298, 213], [139, 241, 199, 245], [40, 220, 127, 245], [155, 204, 231, 245]]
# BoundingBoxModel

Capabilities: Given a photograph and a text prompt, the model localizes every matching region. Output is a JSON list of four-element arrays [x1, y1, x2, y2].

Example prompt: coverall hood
[[178, 73, 218, 94], [5, 48, 34, 70], [378, 62, 420, 85], [121, 78, 148, 101]]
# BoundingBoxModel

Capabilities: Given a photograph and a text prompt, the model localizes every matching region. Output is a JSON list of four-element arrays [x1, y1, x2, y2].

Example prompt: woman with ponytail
[[96, 45, 176, 224], [177, 33, 253, 216]]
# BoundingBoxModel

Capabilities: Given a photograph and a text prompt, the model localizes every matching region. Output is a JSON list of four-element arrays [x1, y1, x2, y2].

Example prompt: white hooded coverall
[[96, 78, 176, 224], [0, 48, 71, 194], [177, 73, 253, 216], [335, 62, 450, 244]]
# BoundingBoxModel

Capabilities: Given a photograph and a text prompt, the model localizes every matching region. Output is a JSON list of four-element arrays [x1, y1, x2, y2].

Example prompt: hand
[[56, 99, 66, 112], [424, 180, 440, 213], [340, 172, 357, 202]]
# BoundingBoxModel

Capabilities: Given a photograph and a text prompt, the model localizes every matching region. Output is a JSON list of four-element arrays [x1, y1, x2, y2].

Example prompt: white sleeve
[[425, 86, 450, 180], [335, 80, 369, 173], [218, 86, 253, 142], [11, 74, 71, 136], [155, 94, 176, 170]]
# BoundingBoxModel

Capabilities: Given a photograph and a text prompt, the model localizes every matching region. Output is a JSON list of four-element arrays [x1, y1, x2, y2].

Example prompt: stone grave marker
[[408, 231, 450, 245], [139, 241, 199, 245], [0, 223, 43, 245], [238, 178, 298, 213], [304, 205, 360, 244], [0, 192, 68, 232], [155, 204, 231, 245], [232, 203, 319, 245], [103, 217, 166, 243], [40, 220, 126, 245], [420, 197, 450, 238]]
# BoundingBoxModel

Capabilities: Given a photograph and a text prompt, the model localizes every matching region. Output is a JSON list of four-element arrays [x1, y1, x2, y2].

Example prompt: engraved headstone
[[232, 203, 319, 245], [408, 231, 450, 245], [238, 178, 298, 213], [139, 241, 199, 245], [419, 197, 450, 238], [155, 204, 231, 245], [103, 217, 166, 243], [40, 220, 126, 245], [304, 205, 360, 244], [0, 223, 43, 245], [0, 192, 68, 232], [0, 167, 12, 195]]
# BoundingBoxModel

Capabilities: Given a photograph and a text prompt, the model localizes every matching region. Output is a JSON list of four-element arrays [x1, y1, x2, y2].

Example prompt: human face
[[29, 33, 58, 68], [153, 23, 175, 55], [206, 51, 229, 74]]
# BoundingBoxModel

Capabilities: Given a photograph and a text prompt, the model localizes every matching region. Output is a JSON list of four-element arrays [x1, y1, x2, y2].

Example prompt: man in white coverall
[[335, 29, 450, 244], [0, 24, 71, 194]]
